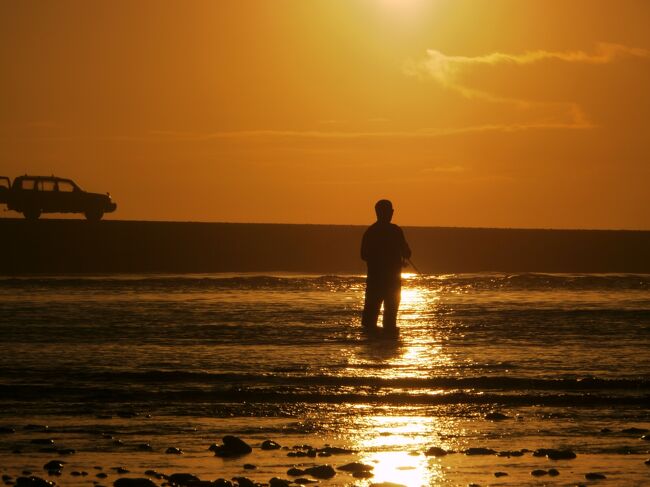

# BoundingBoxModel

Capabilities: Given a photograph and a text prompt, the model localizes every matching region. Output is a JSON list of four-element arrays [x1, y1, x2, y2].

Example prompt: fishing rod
[[407, 258, 423, 276]]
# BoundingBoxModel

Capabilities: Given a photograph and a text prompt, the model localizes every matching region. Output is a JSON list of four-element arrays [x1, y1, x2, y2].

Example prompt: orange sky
[[1, 0, 649, 229]]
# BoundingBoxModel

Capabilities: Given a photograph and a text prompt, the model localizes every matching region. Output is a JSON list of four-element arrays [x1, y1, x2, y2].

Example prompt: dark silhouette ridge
[[361, 200, 411, 333], [0, 219, 648, 274]]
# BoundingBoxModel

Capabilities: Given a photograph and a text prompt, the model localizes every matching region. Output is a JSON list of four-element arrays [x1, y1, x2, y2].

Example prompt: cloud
[[148, 122, 588, 141], [405, 43, 650, 129]]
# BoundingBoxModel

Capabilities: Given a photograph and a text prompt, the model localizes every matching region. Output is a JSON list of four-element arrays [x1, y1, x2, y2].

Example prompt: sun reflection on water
[[345, 275, 453, 380], [339, 276, 463, 485], [350, 415, 448, 486]]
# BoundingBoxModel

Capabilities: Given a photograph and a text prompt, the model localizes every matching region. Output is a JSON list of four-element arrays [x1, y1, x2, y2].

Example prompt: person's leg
[[382, 282, 401, 332], [362, 284, 382, 330]]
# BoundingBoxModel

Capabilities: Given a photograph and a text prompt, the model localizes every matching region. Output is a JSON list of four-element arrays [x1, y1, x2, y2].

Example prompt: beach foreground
[[1, 409, 650, 486]]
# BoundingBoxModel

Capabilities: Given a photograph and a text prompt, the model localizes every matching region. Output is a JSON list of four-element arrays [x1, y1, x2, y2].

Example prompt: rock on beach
[[15, 477, 55, 487], [211, 436, 252, 457], [465, 447, 497, 455], [303, 465, 336, 479], [337, 462, 374, 473], [424, 446, 447, 457], [261, 440, 281, 450], [585, 472, 607, 480], [484, 412, 509, 421], [167, 473, 200, 485], [42, 461, 63, 472], [113, 479, 158, 487]]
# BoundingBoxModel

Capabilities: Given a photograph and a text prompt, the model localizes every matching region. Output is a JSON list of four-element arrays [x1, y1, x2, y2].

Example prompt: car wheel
[[23, 208, 41, 220], [84, 208, 104, 221]]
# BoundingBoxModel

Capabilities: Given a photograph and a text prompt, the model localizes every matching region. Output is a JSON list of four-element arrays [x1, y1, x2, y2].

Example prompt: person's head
[[374, 199, 394, 223]]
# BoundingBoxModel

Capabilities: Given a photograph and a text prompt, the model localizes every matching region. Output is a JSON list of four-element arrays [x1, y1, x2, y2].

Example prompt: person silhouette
[[360, 199, 411, 335]]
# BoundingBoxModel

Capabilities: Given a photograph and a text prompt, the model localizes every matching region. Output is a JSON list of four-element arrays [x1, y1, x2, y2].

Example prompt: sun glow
[[378, 0, 426, 12], [353, 416, 444, 485], [375, 0, 433, 25]]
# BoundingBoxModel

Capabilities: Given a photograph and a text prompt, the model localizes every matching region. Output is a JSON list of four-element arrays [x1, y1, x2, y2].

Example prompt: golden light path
[[343, 275, 460, 485], [355, 416, 443, 486]]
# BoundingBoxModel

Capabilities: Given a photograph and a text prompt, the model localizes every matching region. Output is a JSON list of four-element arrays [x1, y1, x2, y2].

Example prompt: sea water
[[0, 273, 649, 485]]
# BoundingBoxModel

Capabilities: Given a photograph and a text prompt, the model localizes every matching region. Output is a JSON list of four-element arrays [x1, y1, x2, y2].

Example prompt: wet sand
[[1, 412, 649, 486]]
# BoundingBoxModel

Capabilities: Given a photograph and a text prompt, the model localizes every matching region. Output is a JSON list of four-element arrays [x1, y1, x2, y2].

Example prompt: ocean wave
[[3, 370, 648, 391], [1, 272, 648, 292], [0, 383, 647, 408]]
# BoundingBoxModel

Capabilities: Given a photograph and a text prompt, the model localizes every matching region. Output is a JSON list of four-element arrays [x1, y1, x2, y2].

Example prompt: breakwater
[[0, 219, 648, 274]]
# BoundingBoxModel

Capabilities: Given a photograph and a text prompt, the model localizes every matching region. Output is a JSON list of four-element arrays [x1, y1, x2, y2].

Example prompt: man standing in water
[[361, 199, 411, 335]]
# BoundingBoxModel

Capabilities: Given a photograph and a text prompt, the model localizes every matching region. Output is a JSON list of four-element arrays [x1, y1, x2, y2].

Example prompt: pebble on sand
[[317, 446, 355, 455], [211, 436, 252, 457], [533, 448, 576, 460], [0, 426, 16, 434], [165, 447, 183, 454], [585, 472, 607, 480], [547, 449, 576, 460], [261, 440, 281, 450], [167, 473, 200, 485], [497, 450, 524, 457], [531, 469, 548, 477], [113, 478, 157, 487], [269, 478, 291, 487], [338, 462, 374, 473], [42, 461, 63, 472], [484, 412, 509, 421], [494, 472, 508, 477], [303, 465, 336, 479], [352, 471, 374, 479], [464, 448, 497, 456], [213, 479, 234, 487], [242, 464, 256, 470], [286, 467, 305, 476], [143, 470, 165, 480], [548, 468, 560, 476], [233, 478, 256, 487], [15, 477, 54, 487], [424, 446, 448, 457]]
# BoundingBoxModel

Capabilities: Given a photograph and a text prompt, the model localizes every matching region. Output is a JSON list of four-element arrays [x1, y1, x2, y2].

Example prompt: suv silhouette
[[0, 175, 117, 221]]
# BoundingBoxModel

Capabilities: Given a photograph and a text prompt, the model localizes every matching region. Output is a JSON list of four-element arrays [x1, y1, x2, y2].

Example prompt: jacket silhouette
[[361, 200, 411, 333]]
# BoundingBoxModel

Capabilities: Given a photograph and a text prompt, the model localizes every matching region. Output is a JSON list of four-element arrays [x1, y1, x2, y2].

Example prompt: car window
[[20, 179, 36, 190], [58, 181, 75, 192], [39, 180, 56, 191]]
